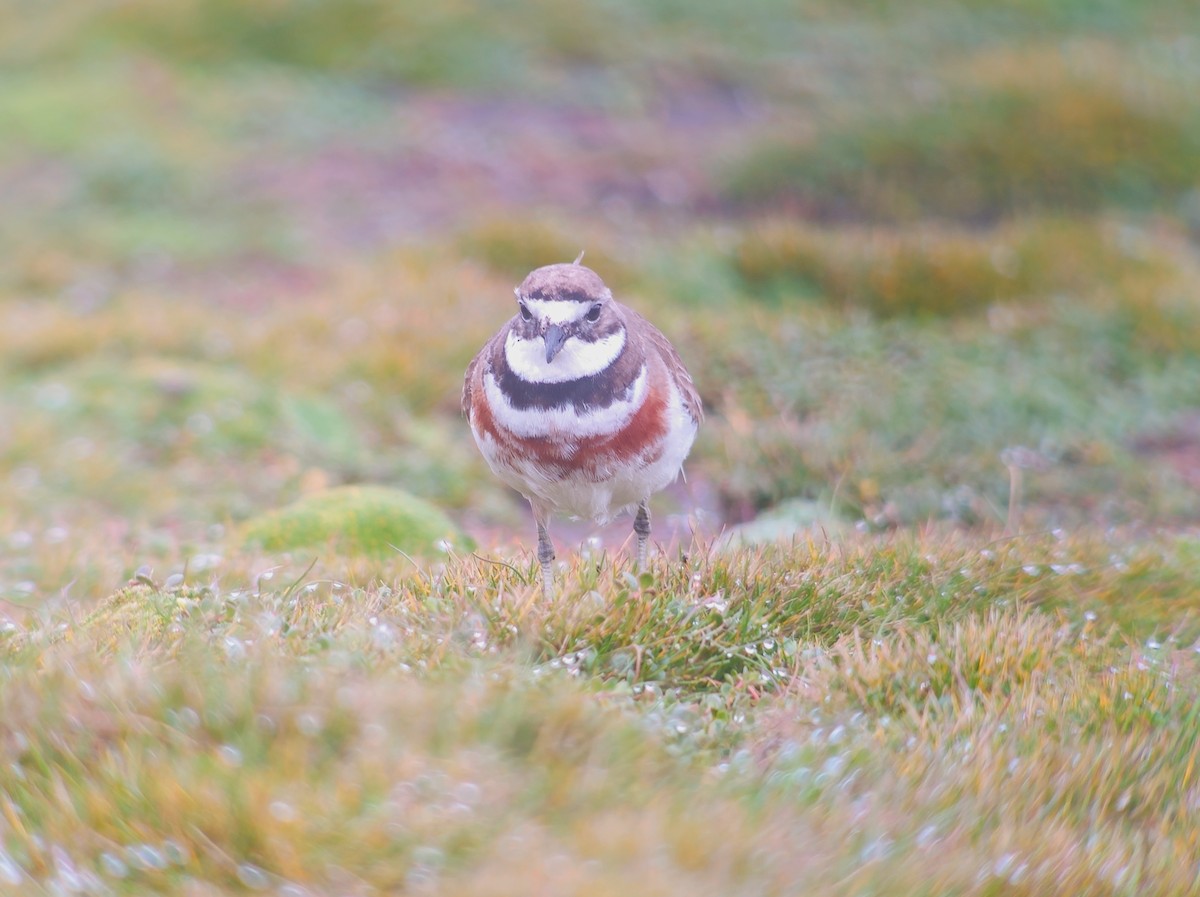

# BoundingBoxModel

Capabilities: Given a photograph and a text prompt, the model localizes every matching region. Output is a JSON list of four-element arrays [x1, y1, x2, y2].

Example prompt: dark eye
[[585, 303, 602, 323], [519, 302, 532, 322]]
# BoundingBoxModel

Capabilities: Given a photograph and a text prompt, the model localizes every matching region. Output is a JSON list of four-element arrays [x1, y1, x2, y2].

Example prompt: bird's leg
[[633, 500, 651, 573], [535, 517, 555, 599]]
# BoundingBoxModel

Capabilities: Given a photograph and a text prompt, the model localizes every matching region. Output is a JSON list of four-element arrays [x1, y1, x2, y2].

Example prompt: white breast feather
[[477, 376, 697, 523], [483, 365, 647, 440]]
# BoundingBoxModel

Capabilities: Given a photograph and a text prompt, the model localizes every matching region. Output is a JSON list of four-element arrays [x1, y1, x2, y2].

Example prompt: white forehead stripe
[[484, 366, 648, 439], [505, 329, 625, 384], [520, 297, 596, 324]]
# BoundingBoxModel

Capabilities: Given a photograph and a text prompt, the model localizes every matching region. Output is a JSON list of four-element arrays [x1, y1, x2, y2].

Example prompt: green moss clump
[[728, 218, 1177, 318], [19, 356, 361, 466], [731, 222, 1015, 316], [240, 485, 467, 557], [458, 217, 630, 287], [724, 79, 1200, 221]]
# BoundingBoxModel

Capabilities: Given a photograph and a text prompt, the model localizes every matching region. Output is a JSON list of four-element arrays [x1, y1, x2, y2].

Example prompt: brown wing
[[627, 308, 703, 425], [462, 324, 508, 419], [461, 349, 481, 418]]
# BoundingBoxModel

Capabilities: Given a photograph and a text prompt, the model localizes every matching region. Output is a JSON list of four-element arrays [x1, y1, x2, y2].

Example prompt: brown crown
[[516, 263, 611, 303]]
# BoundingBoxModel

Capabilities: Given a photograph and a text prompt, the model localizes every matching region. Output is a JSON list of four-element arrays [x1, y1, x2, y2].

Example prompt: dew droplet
[[994, 852, 1017, 878], [270, 801, 297, 822], [237, 863, 270, 890], [128, 843, 166, 870], [162, 840, 188, 866], [453, 782, 481, 805], [0, 849, 21, 885], [821, 754, 847, 777], [99, 851, 127, 878]]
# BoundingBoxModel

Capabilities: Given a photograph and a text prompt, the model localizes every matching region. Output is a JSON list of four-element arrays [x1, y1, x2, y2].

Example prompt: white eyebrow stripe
[[521, 298, 594, 324]]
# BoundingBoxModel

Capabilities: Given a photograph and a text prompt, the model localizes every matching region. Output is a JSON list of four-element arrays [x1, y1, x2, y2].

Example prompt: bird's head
[[510, 262, 623, 367]]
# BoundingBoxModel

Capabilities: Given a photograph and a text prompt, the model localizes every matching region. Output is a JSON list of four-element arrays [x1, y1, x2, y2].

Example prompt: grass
[[726, 216, 1182, 317], [4, 534, 1200, 894], [3, 0, 1200, 892], [682, 286, 1200, 522], [722, 38, 1200, 221]]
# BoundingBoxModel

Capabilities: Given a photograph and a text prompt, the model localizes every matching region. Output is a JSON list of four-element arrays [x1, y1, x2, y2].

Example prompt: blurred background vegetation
[[5, 4, 1200, 895], [1, 0, 1199, 600]]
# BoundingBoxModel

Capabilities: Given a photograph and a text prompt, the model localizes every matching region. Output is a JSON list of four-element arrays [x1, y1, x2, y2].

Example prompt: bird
[[463, 259, 702, 597]]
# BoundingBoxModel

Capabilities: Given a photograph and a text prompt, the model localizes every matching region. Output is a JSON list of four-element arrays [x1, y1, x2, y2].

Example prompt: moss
[[13, 356, 362, 466], [724, 77, 1200, 221], [240, 485, 468, 557], [732, 223, 1016, 316], [728, 218, 1179, 318], [727, 498, 848, 545], [458, 216, 631, 288]]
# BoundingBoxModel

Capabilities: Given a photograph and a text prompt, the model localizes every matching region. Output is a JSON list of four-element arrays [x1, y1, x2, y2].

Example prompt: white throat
[[505, 327, 626, 384]]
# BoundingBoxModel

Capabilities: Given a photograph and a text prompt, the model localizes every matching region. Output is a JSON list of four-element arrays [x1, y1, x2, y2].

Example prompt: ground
[[1, 1, 1200, 894]]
